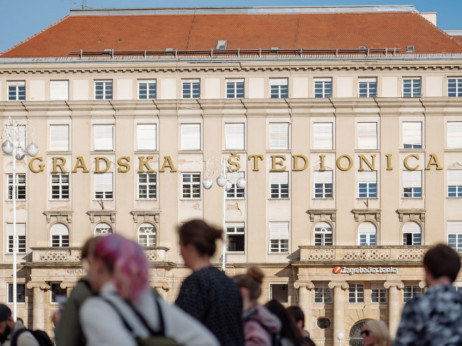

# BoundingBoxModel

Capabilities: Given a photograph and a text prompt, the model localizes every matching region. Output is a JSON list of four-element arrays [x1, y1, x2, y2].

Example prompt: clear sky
[[1, 0, 461, 54]]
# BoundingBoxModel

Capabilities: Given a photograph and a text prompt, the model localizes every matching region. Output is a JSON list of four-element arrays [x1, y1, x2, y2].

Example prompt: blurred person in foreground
[[53, 237, 97, 346], [264, 300, 308, 346], [0, 305, 38, 346], [80, 233, 218, 346], [286, 306, 316, 346], [361, 319, 391, 346], [393, 243, 462, 346], [175, 219, 245, 345], [234, 267, 281, 345]]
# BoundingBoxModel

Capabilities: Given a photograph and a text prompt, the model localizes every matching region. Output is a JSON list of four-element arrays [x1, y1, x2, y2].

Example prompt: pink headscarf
[[94, 234, 149, 303]]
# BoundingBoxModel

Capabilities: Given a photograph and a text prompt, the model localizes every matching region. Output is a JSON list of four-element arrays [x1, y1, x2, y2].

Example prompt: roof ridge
[[411, 11, 462, 47], [0, 15, 70, 56]]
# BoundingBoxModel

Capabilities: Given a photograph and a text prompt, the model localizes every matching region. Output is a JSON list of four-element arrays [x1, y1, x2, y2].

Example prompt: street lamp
[[203, 157, 246, 273], [2, 117, 38, 321]]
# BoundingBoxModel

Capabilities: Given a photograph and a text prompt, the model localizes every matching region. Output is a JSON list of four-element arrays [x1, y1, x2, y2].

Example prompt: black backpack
[[11, 328, 54, 346]]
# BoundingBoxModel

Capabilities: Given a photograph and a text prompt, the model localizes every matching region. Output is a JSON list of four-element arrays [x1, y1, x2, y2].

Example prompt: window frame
[[358, 78, 377, 98], [136, 124, 157, 151], [448, 222, 462, 253], [93, 124, 115, 151], [50, 80, 69, 101], [137, 173, 157, 200], [226, 223, 245, 253], [226, 79, 245, 99], [314, 284, 333, 303], [269, 222, 289, 254], [224, 123, 245, 151], [8, 174, 26, 200], [8, 81, 26, 101], [357, 122, 378, 150], [50, 223, 70, 248], [402, 121, 423, 149], [403, 285, 421, 302], [94, 80, 113, 100], [314, 78, 333, 98], [138, 80, 157, 100], [269, 283, 289, 303], [313, 122, 334, 150], [181, 79, 200, 99], [8, 283, 26, 304], [49, 124, 70, 152], [448, 170, 462, 197], [138, 223, 156, 247], [448, 78, 462, 97], [348, 283, 365, 303], [226, 172, 245, 199], [314, 222, 333, 246], [181, 173, 201, 200], [402, 170, 422, 198], [371, 285, 387, 303], [180, 124, 201, 151], [270, 78, 289, 99], [7, 223, 26, 254], [314, 171, 333, 199], [268, 122, 290, 150], [269, 172, 289, 199], [94, 173, 113, 200], [94, 223, 113, 236], [402, 221, 422, 246], [358, 222, 377, 246], [51, 173, 70, 200], [402, 77, 422, 98], [447, 122, 462, 149]]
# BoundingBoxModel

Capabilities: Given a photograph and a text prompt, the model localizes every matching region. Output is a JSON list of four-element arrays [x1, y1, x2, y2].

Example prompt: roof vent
[[165, 48, 174, 51], [406, 45, 415, 53], [358, 46, 367, 51], [270, 47, 279, 53], [216, 40, 227, 50], [103, 49, 112, 54]]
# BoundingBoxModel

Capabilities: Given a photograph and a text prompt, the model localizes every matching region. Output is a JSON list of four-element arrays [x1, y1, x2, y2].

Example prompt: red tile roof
[[2, 11, 462, 57]]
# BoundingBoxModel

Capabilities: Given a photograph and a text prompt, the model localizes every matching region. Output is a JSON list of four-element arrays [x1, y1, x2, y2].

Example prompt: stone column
[[384, 280, 404, 337], [294, 281, 314, 330], [328, 281, 349, 346], [26, 282, 49, 330]]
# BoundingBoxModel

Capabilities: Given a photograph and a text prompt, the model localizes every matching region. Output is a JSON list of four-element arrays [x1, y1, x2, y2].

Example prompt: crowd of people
[[0, 219, 461, 346]]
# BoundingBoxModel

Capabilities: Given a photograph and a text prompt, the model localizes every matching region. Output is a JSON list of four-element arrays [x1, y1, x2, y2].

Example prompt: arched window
[[403, 221, 422, 245], [138, 223, 156, 247], [349, 320, 368, 346], [314, 222, 333, 246], [358, 222, 377, 246], [51, 223, 69, 247], [95, 223, 113, 236]]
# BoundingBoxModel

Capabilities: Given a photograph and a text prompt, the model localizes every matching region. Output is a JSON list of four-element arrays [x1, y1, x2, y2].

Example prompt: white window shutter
[[447, 122, 462, 148], [269, 172, 288, 185], [357, 122, 377, 149], [358, 171, 377, 183], [448, 222, 462, 234], [270, 78, 288, 86], [137, 124, 157, 150], [51, 223, 69, 236], [225, 123, 245, 150], [314, 171, 333, 184], [94, 173, 113, 192], [403, 222, 421, 234], [313, 123, 333, 149], [269, 222, 289, 240], [448, 170, 462, 185], [181, 124, 201, 150], [403, 122, 422, 146], [7, 224, 26, 236], [403, 170, 422, 188], [314, 222, 332, 233], [50, 125, 69, 151], [50, 81, 69, 101], [358, 222, 377, 235], [269, 123, 289, 149], [94, 125, 114, 150]]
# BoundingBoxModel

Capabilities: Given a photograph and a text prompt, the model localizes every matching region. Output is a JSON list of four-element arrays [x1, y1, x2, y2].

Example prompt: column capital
[[60, 281, 77, 289], [384, 280, 404, 290], [294, 280, 315, 290], [26, 281, 50, 291], [418, 280, 427, 289], [328, 281, 349, 290], [153, 282, 170, 292]]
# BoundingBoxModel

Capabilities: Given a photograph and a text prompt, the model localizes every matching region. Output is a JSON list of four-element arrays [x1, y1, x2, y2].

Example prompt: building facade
[[1, 5, 462, 345]]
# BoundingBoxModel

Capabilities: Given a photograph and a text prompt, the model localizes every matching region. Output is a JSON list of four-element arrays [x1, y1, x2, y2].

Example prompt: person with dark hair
[[264, 300, 307, 346], [234, 267, 281, 345], [0, 304, 38, 346], [393, 243, 462, 346], [176, 219, 245, 346], [286, 306, 316, 346]]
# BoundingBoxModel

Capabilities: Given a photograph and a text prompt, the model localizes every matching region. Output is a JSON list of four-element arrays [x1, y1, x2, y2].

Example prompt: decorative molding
[[384, 281, 404, 290], [86, 210, 117, 223], [396, 209, 426, 222], [351, 209, 381, 222], [294, 280, 315, 290], [328, 281, 349, 290], [26, 281, 50, 290], [306, 209, 336, 222], [130, 210, 160, 223], [43, 211, 73, 224]]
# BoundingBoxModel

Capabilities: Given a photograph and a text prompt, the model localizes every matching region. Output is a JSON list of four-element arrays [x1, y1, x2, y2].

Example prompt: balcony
[[296, 245, 430, 265]]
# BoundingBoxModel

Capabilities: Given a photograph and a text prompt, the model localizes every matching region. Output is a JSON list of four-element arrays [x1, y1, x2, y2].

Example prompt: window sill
[[269, 198, 290, 200], [266, 149, 291, 153], [135, 150, 159, 154], [179, 198, 201, 201], [354, 149, 380, 152], [356, 197, 378, 200], [227, 251, 245, 255], [310, 149, 336, 153], [312, 198, 334, 200], [47, 151, 72, 155], [399, 149, 425, 153], [178, 150, 203, 154], [401, 197, 423, 200], [223, 149, 246, 153], [268, 252, 290, 255], [136, 199, 157, 201], [447, 197, 462, 199], [226, 198, 246, 200], [91, 150, 115, 154]]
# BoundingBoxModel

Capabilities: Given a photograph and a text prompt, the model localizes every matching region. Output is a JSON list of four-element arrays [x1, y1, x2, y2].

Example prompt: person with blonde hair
[[361, 319, 391, 346]]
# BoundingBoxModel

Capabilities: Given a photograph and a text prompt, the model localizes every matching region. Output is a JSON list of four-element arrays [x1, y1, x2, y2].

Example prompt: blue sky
[[1, 0, 461, 54]]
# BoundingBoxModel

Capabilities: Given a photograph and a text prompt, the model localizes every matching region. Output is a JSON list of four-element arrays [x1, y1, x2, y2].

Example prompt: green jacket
[[54, 277, 93, 346]]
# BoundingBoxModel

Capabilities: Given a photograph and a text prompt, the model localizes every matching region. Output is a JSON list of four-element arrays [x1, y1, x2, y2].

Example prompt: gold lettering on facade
[[29, 157, 45, 173], [426, 153, 443, 170], [293, 155, 309, 171], [271, 155, 287, 172], [117, 157, 130, 173], [51, 157, 67, 173], [95, 157, 111, 173], [159, 156, 177, 173], [386, 154, 393, 171], [227, 153, 240, 172], [359, 154, 376, 171], [404, 154, 420, 171], [72, 156, 90, 173], [319, 155, 326, 171], [138, 156, 155, 173], [248, 155, 264, 172], [336, 155, 353, 171]]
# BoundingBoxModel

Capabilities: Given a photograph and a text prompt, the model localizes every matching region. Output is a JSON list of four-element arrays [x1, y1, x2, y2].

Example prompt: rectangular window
[[7, 223, 26, 253], [94, 80, 113, 100], [314, 285, 332, 303], [49, 124, 70, 151], [226, 223, 245, 252], [8, 174, 26, 200], [8, 81, 26, 101], [182, 79, 200, 99], [270, 283, 289, 303], [403, 78, 422, 98], [314, 224, 333, 246], [348, 284, 364, 303], [226, 172, 245, 199], [313, 123, 333, 150], [182, 173, 201, 199], [448, 78, 462, 97], [8, 283, 26, 303], [51, 174, 69, 200], [93, 124, 114, 151], [137, 124, 157, 151], [270, 78, 289, 98], [448, 222, 462, 253], [403, 230, 422, 246], [403, 171, 422, 198], [226, 79, 244, 99], [94, 173, 113, 200], [358, 171, 377, 198], [268, 123, 289, 150], [403, 285, 421, 302], [269, 222, 289, 253], [225, 123, 245, 150], [181, 124, 201, 151], [402, 122, 422, 149], [314, 171, 333, 198], [138, 80, 156, 99], [448, 170, 462, 197], [138, 173, 157, 199], [359, 78, 377, 98], [447, 122, 462, 149], [270, 172, 289, 199], [50, 283, 67, 304], [50, 80, 69, 101], [371, 286, 387, 303], [357, 122, 378, 149], [314, 78, 333, 98]]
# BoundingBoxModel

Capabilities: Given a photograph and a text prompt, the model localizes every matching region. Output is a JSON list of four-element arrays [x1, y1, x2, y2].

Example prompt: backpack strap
[[11, 328, 28, 346]]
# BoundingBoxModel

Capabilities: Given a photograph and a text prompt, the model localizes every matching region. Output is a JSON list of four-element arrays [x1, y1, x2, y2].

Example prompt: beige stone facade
[[0, 6, 462, 346]]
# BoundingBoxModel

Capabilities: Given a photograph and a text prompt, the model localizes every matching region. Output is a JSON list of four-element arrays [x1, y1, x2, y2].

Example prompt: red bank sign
[[333, 266, 398, 275]]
